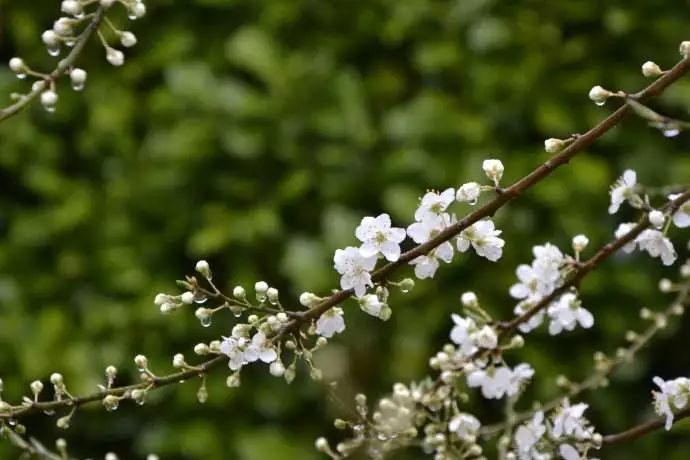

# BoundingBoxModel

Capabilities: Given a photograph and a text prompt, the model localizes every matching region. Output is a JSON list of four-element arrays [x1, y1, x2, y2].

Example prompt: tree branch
[[0, 8, 105, 123], [602, 405, 690, 446]]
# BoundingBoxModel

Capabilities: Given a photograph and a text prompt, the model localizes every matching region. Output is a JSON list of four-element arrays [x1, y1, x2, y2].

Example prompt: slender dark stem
[[603, 405, 690, 446]]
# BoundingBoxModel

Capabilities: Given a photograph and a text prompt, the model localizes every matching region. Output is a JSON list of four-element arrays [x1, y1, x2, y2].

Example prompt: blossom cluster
[[652, 376, 690, 430], [509, 400, 601, 460], [6, 0, 146, 112]]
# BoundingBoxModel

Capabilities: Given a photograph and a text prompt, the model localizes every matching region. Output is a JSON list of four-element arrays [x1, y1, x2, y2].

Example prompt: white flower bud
[[105, 366, 117, 379], [180, 291, 195, 304], [572, 234, 589, 253], [276, 312, 288, 322], [40, 90, 58, 111], [269, 360, 285, 377], [172, 353, 185, 369], [69, 68, 87, 90], [232, 285, 246, 299], [134, 354, 148, 370], [53, 18, 73, 36], [226, 373, 241, 388], [681, 41, 690, 58], [106, 48, 125, 66], [61, 1, 82, 16], [42, 30, 59, 47], [194, 343, 210, 355], [154, 293, 169, 305], [456, 182, 481, 204], [120, 31, 138, 48], [56, 439, 67, 450], [681, 263, 690, 278], [659, 278, 673, 293], [266, 287, 279, 303], [544, 137, 565, 154], [641, 60, 663, 78], [194, 260, 211, 279], [104, 453, 119, 460], [30, 380, 44, 395], [315, 437, 330, 453], [588, 85, 612, 105], [129, 2, 147, 19], [160, 302, 175, 314], [100, 0, 116, 7], [461, 291, 478, 308], [254, 281, 269, 294], [482, 159, 504, 185], [9, 57, 24, 73], [299, 291, 320, 307], [648, 210, 665, 229], [50, 373, 63, 386]]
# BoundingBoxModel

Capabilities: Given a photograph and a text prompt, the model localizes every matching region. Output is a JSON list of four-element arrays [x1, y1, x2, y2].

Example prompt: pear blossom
[[450, 314, 478, 356], [358, 294, 385, 319], [547, 293, 594, 335], [456, 219, 505, 261], [448, 413, 481, 440], [467, 363, 534, 400], [614, 222, 638, 253], [482, 159, 504, 185], [355, 213, 406, 261], [220, 336, 246, 371], [315, 307, 346, 338], [669, 193, 690, 228], [410, 254, 440, 279], [514, 411, 547, 458], [552, 400, 593, 440], [414, 188, 455, 222], [333, 246, 377, 296], [456, 182, 481, 204], [652, 376, 690, 430], [608, 169, 637, 214], [635, 229, 677, 266], [243, 332, 278, 364]]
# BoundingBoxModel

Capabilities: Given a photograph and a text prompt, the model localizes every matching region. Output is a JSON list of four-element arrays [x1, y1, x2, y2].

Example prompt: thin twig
[[0, 8, 105, 123], [602, 405, 690, 446]]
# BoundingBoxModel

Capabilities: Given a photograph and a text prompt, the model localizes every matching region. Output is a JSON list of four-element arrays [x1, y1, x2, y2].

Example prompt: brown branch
[[287, 55, 690, 329], [498, 189, 690, 338], [3, 51, 690, 424], [602, 405, 690, 446], [0, 8, 105, 123]]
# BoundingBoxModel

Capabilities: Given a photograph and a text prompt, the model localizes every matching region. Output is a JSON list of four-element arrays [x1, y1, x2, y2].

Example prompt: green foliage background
[[1, 0, 690, 458]]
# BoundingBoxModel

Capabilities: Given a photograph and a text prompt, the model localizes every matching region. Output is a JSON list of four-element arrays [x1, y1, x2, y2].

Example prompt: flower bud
[[461, 291, 478, 308], [50, 373, 64, 386], [456, 182, 481, 204], [194, 343, 210, 355], [134, 354, 148, 370], [105, 365, 118, 380], [181, 291, 195, 304], [56, 438, 67, 450], [41, 90, 58, 111], [30, 380, 44, 396], [267, 287, 279, 303], [42, 30, 59, 47], [544, 137, 566, 153], [106, 48, 125, 66], [195, 260, 211, 278], [226, 373, 241, 388], [120, 31, 138, 48], [269, 360, 285, 377], [102, 395, 120, 411], [100, 0, 116, 7], [648, 210, 665, 229], [254, 281, 269, 295], [131, 2, 146, 18], [588, 85, 612, 105], [172, 353, 185, 369], [659, 278, 673, 293], [482, 159, 504, 185], [641, 60, 663, 77], [572, 234, 589, 253], [681, 41, 690, 58], [9, 57, 24, 73], [299, 291, 320, 307], [315, 437, 330, 453], [69, 68, 87, 91], [61, 1, 82, 16]]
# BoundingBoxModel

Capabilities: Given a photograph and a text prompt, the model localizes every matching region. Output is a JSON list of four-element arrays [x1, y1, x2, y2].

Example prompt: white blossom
[[514, 411, 546, 458], [467, 364, 534, 400], [456, 219, 505, 262], [450, 314, 478, 356], [482, 159, 504, 185], [636, 229, 677, 266], [333, 246, 377, 296], [220, 335, 246, 371], [414, 188, 455, 222], [648, 210, 665, 229], [448, 413, 481, 440], [652, 376, 690, 430], [552, 400, 592, 440], [456, 182, 481, 205], [315, 307, 346, 338], [614, 222, 638, 253], [608, 169, 637, 214], [358, 294, 386, 319], [572, 234, 589, 253], [355, 213, 406, 261], [409, 254, 440, 279], [547, 293, 594, 335], [669, 193, 690, 228]]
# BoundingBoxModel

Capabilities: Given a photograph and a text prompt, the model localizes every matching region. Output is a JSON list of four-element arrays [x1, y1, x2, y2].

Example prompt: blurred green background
[[1, 0, 690, 458]]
